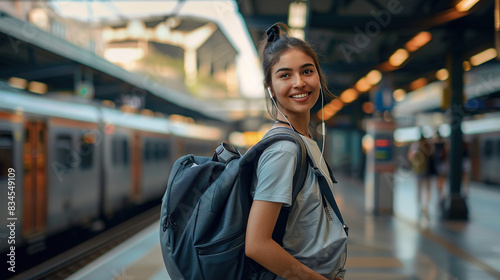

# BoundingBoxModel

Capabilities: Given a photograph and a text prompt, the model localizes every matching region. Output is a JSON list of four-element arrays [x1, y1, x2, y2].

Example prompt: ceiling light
[[362, 102, 374, 114], [435, 68, 449, 81], [355, 77, 371, 92], [405, 31, 432, 52], [288, 1, 307, 29], [319, 109, 336, 120], [8, 77, 27, 89], [330, 99, 344, 111], [290, 28, 305, 40], [127, 20, 146, 37], [470, 48, 497, 66], [320, 99, 343, 120], [340, 88, 359, 103], [319, 106, 335, 120], [104, 48, 145, 64], [101, 100, 115, 108], [462, 61, 471, 71], [409, 77, 427, 91], [366, 70, 382, 85], [393, 88, 406, 102], [28, 81, 48, 94], [388, 48, 409, 67], [455, 0, 480, 12]]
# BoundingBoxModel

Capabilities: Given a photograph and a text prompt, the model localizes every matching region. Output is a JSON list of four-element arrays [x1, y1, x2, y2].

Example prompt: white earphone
[[319, 85, 325, 165], [267, 87, 273, 99], [268, 87, 295, 131]]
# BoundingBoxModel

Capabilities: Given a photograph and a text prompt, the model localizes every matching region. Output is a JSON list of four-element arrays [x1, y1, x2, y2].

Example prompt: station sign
[[75, 81, 95, 100]]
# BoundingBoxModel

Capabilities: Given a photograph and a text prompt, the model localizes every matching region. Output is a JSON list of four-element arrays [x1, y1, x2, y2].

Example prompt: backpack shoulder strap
[[259, 128, 308, 206], [251, 127, 308, 245], [309, 157, 348, 236]]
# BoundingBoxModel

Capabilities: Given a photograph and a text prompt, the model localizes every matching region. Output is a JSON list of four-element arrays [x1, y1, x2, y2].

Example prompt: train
[[0, 83, 226, 258], [462, 114, 500, 185]]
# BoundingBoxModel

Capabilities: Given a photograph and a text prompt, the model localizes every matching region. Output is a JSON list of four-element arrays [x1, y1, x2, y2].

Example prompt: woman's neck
[[275, 115, 310, 137]]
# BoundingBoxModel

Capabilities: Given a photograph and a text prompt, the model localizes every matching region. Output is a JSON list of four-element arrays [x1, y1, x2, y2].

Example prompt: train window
[[112, 137, 121, 165], [0, 132, 13, 180], [497, 140, 500, 158], [145, 140, 154, 162], [186, 142, 210, 156], [56, 135, 73, 168], [155, 142, 162, 161], [162, 142, 169, 160], [24, 128, 29, 144], [483, 140, 493, 159], [144, 140, 150, 162], [155, 141, 169, 161], [79, 134, 93, 169], [123, 139, 129, 165]]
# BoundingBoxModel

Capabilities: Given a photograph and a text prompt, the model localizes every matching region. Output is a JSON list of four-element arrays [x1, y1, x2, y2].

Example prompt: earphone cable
[[320, 87, 325, 166], [269, 88, 295, 132]]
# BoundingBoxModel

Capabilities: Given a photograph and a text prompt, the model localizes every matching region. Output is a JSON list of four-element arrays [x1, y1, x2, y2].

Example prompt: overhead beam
[[93, 82, 129, 98], [363, 0, 385, 11], [309, 8, 472, 32], [0, 63, 77, 80], [241, 7, 476, 36], [241, 15, 288, 31]]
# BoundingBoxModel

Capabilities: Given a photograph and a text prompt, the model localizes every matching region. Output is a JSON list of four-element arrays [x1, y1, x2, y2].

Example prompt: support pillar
[[444, 24, 468, 220], [184, 49, 197, 87]]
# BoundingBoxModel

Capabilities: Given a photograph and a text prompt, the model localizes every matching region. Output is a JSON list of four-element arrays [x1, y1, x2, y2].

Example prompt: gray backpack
[[159, 128, 308, 280]]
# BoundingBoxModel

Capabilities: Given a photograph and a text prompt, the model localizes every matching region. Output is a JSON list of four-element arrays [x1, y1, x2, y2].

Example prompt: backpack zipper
[[163, 155, 195, 232], [196, 229, 244, 255], [163, 214, 177, 232]]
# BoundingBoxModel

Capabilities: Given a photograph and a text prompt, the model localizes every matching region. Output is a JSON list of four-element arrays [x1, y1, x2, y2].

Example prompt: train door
[[22, 121, 48, 237], [131, 132, 142, 202]]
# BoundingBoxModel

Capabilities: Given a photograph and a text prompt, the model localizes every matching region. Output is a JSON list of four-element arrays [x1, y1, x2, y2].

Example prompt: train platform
[[66, 172, 500, 280]]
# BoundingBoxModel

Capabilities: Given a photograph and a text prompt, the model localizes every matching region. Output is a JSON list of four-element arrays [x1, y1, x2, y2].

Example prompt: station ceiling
[[238, 0, 496, 120]]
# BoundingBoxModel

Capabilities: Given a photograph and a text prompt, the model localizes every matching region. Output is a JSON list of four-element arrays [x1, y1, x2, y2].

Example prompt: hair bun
[[266, 24, 280, 42]]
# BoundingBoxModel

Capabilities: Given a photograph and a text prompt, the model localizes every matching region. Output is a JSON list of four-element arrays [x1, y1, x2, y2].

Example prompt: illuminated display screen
[[374, 137, 392, 161]]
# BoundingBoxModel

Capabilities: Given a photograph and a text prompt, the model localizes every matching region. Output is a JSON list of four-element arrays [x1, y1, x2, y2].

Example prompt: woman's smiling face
[[270, 48, 320, 118]]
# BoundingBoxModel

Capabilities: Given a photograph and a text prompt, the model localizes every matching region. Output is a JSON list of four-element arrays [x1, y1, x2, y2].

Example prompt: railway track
[[11, 206, 160, 280]]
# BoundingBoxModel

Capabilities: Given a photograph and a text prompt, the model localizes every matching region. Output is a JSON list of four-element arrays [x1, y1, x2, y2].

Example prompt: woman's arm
[[245, 200, 328, 280]]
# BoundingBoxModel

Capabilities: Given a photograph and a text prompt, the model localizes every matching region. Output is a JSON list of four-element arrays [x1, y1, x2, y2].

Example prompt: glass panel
[[80, 133, 93, 169], [162, 142, 169, 160], [123, 139, 129, 165], [484, 140, 493, 159], [0, 131, 13, 180], [56, 135, 72, 168], [112, 138, 120, 165], [144, 140, 151, 162], [155, 142, 162, 161], [497, 140, 500, 158]]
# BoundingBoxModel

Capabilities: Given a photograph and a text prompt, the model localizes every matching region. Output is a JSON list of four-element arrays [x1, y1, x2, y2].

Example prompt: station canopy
[[0, 11, 237, 122]]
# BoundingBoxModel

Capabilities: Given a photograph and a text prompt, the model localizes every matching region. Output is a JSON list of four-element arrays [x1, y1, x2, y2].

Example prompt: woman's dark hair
[[258, 22, 334, 120]]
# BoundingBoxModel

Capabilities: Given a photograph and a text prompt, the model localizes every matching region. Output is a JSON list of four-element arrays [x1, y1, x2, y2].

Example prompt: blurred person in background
[[462, 139, 471, 196], [408, 133, 434, 214], [433, 132, 448, 208]]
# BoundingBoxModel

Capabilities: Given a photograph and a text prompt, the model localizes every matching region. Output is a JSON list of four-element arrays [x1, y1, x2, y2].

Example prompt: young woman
[[245, 23, 348, 280]]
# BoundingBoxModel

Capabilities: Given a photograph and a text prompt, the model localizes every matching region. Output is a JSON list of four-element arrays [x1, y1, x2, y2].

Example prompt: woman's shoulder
[[266, 138, 300, 151], [257, 139, 299, 167], [261, 128, 301, 152]]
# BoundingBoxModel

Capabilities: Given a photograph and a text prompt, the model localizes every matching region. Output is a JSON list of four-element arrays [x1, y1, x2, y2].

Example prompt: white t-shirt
[[251, 129, 348, 279]]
